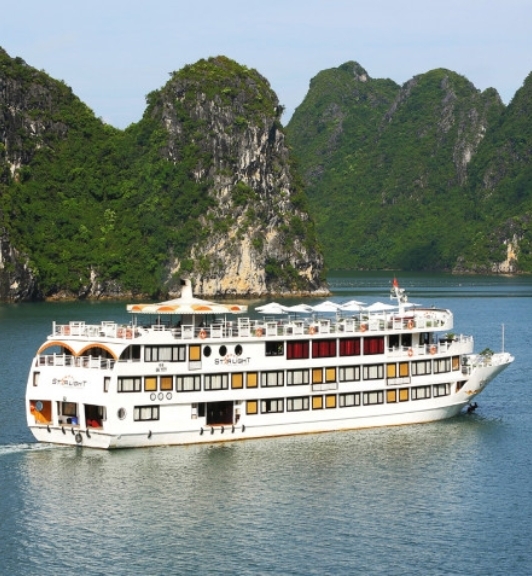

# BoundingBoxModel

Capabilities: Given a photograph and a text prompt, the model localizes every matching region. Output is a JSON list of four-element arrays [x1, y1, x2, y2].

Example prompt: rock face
[[148, 57, 327, 296], [0, 49, 328, 300], [0, 229, 39, 301]]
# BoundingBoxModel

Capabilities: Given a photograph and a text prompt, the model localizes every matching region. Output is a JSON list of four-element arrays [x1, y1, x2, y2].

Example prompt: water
[[1, 273, 531, 575]]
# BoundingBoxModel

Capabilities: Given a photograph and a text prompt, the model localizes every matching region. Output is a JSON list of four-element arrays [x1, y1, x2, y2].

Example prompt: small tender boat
[[26, 279, 513, 448]]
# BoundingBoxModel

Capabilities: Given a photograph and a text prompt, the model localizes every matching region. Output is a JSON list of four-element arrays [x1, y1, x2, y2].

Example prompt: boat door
[[206, 401, 234, 426]]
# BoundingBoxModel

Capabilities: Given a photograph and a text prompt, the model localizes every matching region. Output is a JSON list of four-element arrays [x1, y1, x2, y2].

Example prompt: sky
[[2, 0, 531, 129]]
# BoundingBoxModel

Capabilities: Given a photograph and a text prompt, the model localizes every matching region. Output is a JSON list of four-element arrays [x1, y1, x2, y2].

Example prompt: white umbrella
[[286, 304, 313, 314], [312, 301, 342, 312], [255, 302, 290, 314], [340, 300, 366, 312], [364, 302, 397, 312]]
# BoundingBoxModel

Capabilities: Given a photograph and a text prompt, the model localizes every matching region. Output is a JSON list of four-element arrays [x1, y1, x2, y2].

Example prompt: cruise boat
[[26, 279, 513, 449]]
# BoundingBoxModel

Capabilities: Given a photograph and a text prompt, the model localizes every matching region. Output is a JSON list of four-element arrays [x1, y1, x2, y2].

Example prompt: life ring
[[199, 329, 207, 339], [408, 348, 413, 357], [255, 328, 263, 337], [126, 329, 133, 339], [64, 326, 70, 335], [360, 324, 367, 332], [430, 345, 437, 355], [117, 328, 124, 337], [309, 326, 316, 335], [407, 320, 414, 329]]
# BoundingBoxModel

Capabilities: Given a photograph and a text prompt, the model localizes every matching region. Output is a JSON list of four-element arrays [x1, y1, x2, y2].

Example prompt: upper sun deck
[[49, 306, 453, 343]]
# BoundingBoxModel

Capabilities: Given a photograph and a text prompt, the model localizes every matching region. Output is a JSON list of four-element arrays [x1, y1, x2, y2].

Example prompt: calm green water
[[1, 273, 531, 575]]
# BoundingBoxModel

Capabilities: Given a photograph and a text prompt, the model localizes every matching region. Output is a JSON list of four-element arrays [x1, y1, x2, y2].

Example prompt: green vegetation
[[287, 63, 532, 272], [1, 51, 313, 298]]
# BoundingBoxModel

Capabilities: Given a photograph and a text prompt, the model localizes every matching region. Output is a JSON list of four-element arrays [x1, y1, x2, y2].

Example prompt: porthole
[[219, 345, 227, 356], [118, 408, 126, 420], [204, 345, 212, 357], [235, 344, 243, 356]]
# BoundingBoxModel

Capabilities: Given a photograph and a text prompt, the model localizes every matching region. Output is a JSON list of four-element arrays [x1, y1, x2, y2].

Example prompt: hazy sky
[[2, 0, 530, 128]]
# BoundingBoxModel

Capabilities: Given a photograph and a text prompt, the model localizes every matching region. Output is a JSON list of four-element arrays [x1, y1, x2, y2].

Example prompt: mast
[[390, 277, 408, 314]]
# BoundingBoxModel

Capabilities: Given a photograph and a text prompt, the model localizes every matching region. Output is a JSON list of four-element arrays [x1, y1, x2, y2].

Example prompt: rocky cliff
[[144, 56, 327, 296], [0, 49, 328, 300]]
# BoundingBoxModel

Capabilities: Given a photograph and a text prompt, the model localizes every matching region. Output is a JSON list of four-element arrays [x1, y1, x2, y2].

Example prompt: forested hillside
[[286, 62, 532, 273], [0, 49, 327, 300]]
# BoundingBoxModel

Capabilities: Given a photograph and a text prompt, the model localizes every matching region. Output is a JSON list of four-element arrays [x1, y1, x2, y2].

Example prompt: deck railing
[[50, 309, 453, 342], [36, 354, 115, 369]]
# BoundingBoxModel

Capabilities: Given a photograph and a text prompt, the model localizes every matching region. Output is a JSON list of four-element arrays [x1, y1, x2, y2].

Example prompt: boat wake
[[0, 442, 60, 457]]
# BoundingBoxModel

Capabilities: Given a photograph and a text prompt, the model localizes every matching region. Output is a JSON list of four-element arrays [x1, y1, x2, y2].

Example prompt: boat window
[[452, 356, 460, 371], [363, 337, 385, 355], [33, 372, 40, 387], [144, 345, 185, 362], [231, 373, 244, 389], [260, 371, 284, 387], [235, 345, 243, 356], [399, 388, 409, 402], [312, 368, 323, 384], [412, 385, 431, 400], [286, 340, 309, 360], [246, 400, 258, 415], [261, 399, 284, 413], [433, 383, 451, 397], [219, 345, 227, 357], [204, 374, 229, 391], [339, 366, 360, 382], [399, 362, 409, 377], [203, 346, 212, 357], [144, 377, 157, 392], [363, 391, 384, 405], [412, 360, 431, 376], [287, 397, 310, 411], [312, 339, 337, 358], [339, 337, 361, 356], [339, 392, 361, 407], [265, 341, 284, 357], [189, 345, 201, 362], [134, 406, 160, 421], [246, 372, 258, 388], [118, 377, 141, 392], [387, 363, 397, 378], [387, 389, 397, 403], [60, 401, 78, 417], [434, 358, 451, 374], [325, 368, 336, 383], [325, 394, 337, 408], [287, 369, 309, 386], [176, 375, 201, 392], [312, 396, 324, 410], [363, 364, 384, 380], [160, 376, 173, 391], [29, 400, 52, 424]]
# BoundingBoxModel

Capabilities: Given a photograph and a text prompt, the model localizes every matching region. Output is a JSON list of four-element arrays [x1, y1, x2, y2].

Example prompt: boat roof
[[127, 279, 248, 315]]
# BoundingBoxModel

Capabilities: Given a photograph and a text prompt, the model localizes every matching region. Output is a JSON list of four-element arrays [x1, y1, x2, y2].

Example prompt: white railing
[[36, 354, 115, 369]]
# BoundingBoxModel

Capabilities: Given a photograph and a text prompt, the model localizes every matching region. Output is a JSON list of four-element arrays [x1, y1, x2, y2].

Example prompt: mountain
[[286, 61, 532, 273], [0, 49, 327, 300]]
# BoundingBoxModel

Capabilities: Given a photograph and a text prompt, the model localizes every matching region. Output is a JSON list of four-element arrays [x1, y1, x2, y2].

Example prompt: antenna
[[502, 323, 505, 353]]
